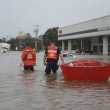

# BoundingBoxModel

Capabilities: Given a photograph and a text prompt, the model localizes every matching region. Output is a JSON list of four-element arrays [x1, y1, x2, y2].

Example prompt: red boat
[[60, 60, 110, 81]]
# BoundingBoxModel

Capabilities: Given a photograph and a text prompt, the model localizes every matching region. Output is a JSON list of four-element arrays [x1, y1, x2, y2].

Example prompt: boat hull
[[60, 60, 110, 81]]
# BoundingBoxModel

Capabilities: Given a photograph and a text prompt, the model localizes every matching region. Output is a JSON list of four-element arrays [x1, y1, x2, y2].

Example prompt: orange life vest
[[47, 46, 58, 59]]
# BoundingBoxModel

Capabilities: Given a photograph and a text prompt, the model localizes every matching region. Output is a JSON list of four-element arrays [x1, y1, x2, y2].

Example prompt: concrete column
[[81, 40, 83, 50], [83, 41, 85, 51], [91, 38, 93, 51], [68, 40, 71, 53], [62, 41, 64, 52], [91, 45, 93, 51], [97, 46, 100, 53], [103, 36, 108, 55]]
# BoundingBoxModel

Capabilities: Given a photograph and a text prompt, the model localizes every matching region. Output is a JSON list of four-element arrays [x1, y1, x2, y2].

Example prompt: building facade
[[58, 15, 110, 55]]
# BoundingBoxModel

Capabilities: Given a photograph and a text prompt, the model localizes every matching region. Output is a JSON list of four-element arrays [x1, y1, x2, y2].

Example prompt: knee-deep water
[[0, 51, 110, 110]]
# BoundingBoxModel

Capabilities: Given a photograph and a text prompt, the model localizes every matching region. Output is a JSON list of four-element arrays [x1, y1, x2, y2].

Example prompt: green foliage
[[43, 27, 58, 47], [7, 33, 35, 51], [7, 38, 19, 50], [26, 33, 32, 38], [7, 28, 63, 51]]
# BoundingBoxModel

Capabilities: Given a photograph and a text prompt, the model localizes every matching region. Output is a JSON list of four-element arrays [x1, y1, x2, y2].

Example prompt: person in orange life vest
[[21, 43, 36, 71], [44, 41, 64, 74]]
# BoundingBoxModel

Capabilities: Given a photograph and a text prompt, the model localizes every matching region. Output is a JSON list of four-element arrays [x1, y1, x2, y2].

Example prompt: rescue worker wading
[[44, 41, 64, 75], [21, 43, 36, 71]]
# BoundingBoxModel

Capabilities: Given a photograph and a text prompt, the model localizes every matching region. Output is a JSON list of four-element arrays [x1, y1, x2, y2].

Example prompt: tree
[[7, 33, 35, 51], [43, 27, 58, 48], [7, 38, 18, 50], [26, 33, 32, 38]]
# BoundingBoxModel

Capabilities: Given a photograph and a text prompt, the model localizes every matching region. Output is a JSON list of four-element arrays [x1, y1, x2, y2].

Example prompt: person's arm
[[57, 48, 64, 64], [33, 52, 36, 66], [21, 51, 25, 61], [20, 51, 26, 67], [59, 54, 64, 64], [43, 48, 47, 65], [43, 54, 47, 65]]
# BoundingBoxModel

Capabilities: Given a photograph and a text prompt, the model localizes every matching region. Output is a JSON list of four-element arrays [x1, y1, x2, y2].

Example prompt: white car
[[62, 52, 76, 57]]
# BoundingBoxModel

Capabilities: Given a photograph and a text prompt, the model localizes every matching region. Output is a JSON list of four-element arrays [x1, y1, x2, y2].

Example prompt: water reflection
[[42, 78, 110, 110]]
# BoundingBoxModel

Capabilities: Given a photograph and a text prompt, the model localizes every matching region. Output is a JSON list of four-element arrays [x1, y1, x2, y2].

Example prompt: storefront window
[[100, 46, 103, 52], [93, 46, 97, 52], [98, 36, 103, 43], [108, 45, 110, 52], [109, 36, 110, 43]]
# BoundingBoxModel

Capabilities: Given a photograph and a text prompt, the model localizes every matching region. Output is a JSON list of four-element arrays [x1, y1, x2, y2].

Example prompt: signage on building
[[18, 31, 26, 39], [59, 29, 62, 34], [98, 26, 110, 31]]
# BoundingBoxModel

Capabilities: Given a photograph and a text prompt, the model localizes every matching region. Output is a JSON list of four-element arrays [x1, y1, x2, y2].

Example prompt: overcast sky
[[0, 0, 110, 38]]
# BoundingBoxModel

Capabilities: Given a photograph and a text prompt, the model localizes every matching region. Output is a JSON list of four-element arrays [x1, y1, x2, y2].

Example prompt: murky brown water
[[0, 52, 110, 110]]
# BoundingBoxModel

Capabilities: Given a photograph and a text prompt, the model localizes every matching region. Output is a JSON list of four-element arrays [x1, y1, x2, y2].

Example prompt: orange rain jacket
[[21, 47, 36, 66]]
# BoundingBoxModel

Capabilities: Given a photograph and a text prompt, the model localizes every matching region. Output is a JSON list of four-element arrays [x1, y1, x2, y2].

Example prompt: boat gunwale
[[60, 60, 110, 68]]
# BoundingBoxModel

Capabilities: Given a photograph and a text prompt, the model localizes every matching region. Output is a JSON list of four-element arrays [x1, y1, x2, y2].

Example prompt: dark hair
[[50, 40, 56, 44], [26, 43, 30, 46]]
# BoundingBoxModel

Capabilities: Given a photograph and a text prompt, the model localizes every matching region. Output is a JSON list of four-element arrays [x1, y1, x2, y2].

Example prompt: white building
[[58, 15, 110, 55]]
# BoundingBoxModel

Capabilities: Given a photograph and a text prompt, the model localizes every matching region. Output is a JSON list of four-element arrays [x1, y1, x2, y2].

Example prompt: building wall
[[58, 15, 110, 40]]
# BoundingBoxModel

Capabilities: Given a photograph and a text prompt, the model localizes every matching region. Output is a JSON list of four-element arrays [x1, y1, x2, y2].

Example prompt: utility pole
[[40, 35, 43, 51], [41, 32, 44, 51], [42, 35, 43, 51], [33, 25, 40, 51]]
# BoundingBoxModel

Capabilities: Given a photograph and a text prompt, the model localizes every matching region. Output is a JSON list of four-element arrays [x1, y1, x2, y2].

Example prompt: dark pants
[[45, 61, 58, 74], [24, 66, 34, 71]]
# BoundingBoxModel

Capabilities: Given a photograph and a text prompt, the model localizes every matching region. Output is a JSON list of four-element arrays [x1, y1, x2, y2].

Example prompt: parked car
[[62, 52, 74, 57], [83, 50, 93, 54], [75, 49, 82, 53]]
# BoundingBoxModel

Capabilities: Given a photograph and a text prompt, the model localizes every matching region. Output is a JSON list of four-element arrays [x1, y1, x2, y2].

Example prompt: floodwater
[[0, 52, 110, 110]]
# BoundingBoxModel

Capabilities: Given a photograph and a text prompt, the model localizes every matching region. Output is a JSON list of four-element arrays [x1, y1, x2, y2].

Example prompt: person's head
[[50, 40, 56, 46], [26, 43, 30, 47]]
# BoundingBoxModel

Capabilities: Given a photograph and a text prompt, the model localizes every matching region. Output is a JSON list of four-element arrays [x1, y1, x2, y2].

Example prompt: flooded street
[[0, 51, 110, 110]]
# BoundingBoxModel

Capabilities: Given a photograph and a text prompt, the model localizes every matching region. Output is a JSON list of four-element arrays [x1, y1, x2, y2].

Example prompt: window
[[109, 36, 110, 43], [99, 46, 103, 52], [98, 36, 103, 43], [108, 45, 110, 52], [93, 46, 97, 52]]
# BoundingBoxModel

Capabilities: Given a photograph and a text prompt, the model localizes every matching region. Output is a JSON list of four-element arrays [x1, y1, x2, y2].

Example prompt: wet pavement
[[0, 51, 110, 110]]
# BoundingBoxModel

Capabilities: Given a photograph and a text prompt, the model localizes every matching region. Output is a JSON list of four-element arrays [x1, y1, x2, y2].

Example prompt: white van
[[0, 43, 11, 53]]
